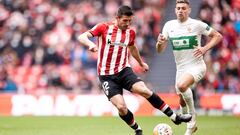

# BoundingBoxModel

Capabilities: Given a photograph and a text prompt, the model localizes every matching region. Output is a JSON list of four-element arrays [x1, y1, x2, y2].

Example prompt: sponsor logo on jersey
[[107, 39, 127, 47], [170, 35, 198, 50]]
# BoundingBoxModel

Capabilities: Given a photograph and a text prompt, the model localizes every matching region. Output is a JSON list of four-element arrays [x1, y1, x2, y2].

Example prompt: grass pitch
[[0, 116, 239, 135]]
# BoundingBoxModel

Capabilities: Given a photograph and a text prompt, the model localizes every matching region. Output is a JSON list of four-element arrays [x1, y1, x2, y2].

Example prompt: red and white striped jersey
[[89, 22, 135, 75]]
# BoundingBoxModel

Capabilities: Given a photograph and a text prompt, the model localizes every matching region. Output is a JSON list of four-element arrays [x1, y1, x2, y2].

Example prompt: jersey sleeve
[[197, 20, 213, 36], [162, 22, 170, 40], [128, 29, 136, 46], [89, 23, 106, 37]]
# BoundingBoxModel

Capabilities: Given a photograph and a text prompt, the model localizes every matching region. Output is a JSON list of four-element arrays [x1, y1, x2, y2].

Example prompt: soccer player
[[156, 0, 223, 135], [78, 5, 192, 135]]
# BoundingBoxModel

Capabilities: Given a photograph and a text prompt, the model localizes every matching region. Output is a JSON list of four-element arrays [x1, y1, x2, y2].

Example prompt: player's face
[[175, 3, 191, 22], [117, 15, 133, 30]]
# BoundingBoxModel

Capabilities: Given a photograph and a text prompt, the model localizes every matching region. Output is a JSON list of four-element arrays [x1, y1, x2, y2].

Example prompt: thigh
[[99, 75, 122, 100], [175, 69, 195, 94], [175, 64, 206, 93], [187, 63, 206, 82], [131, 81, 153, 98], [118, 67, 142, 91]]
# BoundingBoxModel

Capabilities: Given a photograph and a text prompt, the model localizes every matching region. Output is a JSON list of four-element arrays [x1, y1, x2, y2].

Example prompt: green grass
[[0, 116, 239, 135]]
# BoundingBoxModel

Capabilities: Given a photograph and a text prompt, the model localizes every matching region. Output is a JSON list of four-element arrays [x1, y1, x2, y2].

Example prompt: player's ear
[[188, 7, 191, 14], [116, 16, 121, 21]]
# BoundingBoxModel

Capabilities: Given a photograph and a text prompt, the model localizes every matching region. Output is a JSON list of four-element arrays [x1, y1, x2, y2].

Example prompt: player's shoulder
[[128, 27, 135, 32], [92, 21, 114, 32], [105, 21, 115, 26], [166, 19, 178, 24], [127, 27, 136, 37], [95, 21, 116, 28], [164, 19, 178, 27], [97, 21, 112, 27], [189, 18, 206, 25]]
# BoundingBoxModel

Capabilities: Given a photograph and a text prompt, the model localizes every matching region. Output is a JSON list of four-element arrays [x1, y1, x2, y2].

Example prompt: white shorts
[[175, 62, 206, 94]]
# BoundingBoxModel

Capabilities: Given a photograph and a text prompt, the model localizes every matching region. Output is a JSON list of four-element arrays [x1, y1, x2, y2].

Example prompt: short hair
[[176, 0, 190, 5], [117, 5, 134, 17]]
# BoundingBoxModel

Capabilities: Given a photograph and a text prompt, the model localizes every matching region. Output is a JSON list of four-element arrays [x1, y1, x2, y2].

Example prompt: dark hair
[[117, 5, 133, 17], [176, 0, 190, 5]]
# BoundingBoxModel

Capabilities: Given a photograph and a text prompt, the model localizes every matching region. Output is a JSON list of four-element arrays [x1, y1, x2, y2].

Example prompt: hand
[[140, 62, 149, 72], [193, 46, 207, 58], [157, 34, 167, 45], [89, 44, 98, 52]]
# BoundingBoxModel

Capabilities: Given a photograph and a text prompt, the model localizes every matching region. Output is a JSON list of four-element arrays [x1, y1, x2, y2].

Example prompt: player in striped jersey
[[156, 0, 223, 135], [78, 5, 191, 135]]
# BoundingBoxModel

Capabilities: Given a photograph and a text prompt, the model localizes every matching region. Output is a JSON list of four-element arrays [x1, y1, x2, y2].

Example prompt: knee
[[139, 88, 153, 98], [116, 103, 128, 115], [132, 82, 152, 98], [176, 82, 188, 92]]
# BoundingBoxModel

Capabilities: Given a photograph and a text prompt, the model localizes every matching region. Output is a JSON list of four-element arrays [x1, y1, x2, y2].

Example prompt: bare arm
[[193, 29, 223, 58], [156, 34, 167, 53], [78, 31, 98, 52], [128, 45, 144, 66], [128, 45, 149, 72], [203, 29, 223, 52]]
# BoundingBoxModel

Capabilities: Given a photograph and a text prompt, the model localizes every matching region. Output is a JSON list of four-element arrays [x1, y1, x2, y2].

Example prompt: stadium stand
[[196, 0, 240, 94]]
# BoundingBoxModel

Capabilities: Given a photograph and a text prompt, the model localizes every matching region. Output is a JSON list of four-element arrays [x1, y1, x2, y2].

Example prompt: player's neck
[[178, 17, 189, 23]]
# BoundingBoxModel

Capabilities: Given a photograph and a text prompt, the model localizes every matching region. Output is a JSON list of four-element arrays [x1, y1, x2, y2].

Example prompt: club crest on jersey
[[107, 39, 127, 47]]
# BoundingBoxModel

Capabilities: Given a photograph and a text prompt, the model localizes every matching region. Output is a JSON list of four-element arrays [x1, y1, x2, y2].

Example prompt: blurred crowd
[[196, 0, 240, 94], [0, 0, 165, 94]]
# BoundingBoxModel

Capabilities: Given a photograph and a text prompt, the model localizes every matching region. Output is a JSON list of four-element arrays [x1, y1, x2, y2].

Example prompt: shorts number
[[102, 81, 109, 96]]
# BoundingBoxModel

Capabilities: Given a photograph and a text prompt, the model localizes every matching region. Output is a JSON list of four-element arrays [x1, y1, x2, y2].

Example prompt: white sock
[[180, 105, 188, 114], [170, 113, 177, 121], [137, 126, 142, 130], [181, 88, 195, 114]]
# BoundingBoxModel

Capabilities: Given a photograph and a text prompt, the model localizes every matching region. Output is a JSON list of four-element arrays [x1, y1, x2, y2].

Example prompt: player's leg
[[110, 94, 142, 135], [119, 68, 191, 125], [179, 94, 188, 114], [131, 81, 191, 125], [176, 73, 197, 135], [99, 74, 142, 135], [119, 68, 177, 120], [177, 63, 206, 135], [176, 74, 195, 114]]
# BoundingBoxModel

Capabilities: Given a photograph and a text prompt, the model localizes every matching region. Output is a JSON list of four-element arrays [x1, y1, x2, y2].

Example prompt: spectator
[[0, 65, 18, 93], [197, 0, 240, 94]]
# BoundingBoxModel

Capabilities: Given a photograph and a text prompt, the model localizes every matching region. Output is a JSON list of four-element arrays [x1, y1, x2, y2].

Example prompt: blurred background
[[0, 0, 239, 116]]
